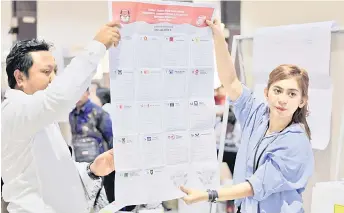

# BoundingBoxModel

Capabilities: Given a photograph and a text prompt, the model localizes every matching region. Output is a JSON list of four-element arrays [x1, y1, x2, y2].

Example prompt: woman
[[180, 19, 314, 213]]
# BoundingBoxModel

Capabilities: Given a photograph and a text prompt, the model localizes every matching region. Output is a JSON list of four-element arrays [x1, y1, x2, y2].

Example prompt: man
[[1, 21, 121, 213], [89, 80, 103, 106], [70, 89, 113, 163], [96, 87, 113, 118]]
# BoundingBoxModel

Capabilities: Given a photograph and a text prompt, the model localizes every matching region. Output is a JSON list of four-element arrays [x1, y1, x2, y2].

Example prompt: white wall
[[1, 0, 13, 58], [1, 1, 12, 90], [241, 1, 344, 35], [240, 1, 344, 213], [37, 1, 109, 52], [2, 1, 110, 55], [1, 1, 110, 85], [37, 1, 111, 79]]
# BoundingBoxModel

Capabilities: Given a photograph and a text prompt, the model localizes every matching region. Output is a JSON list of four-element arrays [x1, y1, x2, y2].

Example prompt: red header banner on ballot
[[111, 1, 214, 27]]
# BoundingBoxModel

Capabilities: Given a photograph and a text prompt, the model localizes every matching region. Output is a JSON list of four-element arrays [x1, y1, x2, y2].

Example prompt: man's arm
[[3, 21, 121, 140]]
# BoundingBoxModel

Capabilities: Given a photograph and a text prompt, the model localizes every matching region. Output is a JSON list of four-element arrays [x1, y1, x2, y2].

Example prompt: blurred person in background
[[215, 107, 241, 175], [89, 80, 103, 106], [96, 87, 111, 114], [90, 80, 101, 95], [1, 21, 121, 213], [69, 88, 113, 163]]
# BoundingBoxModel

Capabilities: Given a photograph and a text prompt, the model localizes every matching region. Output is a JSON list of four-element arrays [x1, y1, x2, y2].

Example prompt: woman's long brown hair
[[267, 64, 311, 140]]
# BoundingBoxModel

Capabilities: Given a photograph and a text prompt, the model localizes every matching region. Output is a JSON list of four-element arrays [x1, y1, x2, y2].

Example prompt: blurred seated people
[[69, 89, 113, 163], [215, 107, 241, 175]]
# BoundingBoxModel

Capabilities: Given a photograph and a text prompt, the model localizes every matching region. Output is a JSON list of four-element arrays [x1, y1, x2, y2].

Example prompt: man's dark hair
[[6, 39, 52, 89], [96, 87, 111, 105]]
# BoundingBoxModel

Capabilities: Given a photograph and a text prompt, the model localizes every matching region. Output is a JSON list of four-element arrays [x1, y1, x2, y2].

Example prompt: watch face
[[87, 163, 100, 180]]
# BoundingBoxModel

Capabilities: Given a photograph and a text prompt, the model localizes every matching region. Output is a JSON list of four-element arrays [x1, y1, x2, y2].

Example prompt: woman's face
[[265, 78, 306, 119]]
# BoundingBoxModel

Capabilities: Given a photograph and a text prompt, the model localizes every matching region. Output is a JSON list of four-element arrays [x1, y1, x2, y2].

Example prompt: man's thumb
[[206, 20, 214, 28]]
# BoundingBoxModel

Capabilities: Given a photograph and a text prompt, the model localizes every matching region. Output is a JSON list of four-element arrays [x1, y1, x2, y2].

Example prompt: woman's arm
[[218, 182, 253, 201], [180, 182, 253, 205], [207, 19, 243, 102], [207, 19, 266, 130]]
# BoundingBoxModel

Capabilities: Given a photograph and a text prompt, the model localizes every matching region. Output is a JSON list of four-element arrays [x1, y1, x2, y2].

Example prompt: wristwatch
[[86, 162, 101, 180], [207, 189, 219, 203]]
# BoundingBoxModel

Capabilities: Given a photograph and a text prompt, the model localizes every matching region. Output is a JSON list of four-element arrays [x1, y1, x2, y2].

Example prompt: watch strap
[[86, 162, 101, 180]]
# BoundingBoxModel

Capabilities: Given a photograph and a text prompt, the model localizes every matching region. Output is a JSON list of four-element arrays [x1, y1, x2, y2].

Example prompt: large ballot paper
[[107, 1, 219, 206]]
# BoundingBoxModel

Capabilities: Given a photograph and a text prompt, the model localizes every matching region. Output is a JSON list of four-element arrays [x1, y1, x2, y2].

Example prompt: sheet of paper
[[109, 1, 218, 206], [139, 133, 165, 168], [114, 135, 141, 171], [252, 21, 335, 77], [137, 102, 163, 133], [311, 181, 344, 213], [162, 35, 189, 67], [190, 130, 217, 163], [189, 99, 216, 130], [165, 132, 189, 165], [307, 87, 333, 150], [191, 36, 214, 67], [115, 170, 147, 206], [136, 69, 163, 101], [136, 35, 162, 68], [189, 68, 214, 97], [252, 21, 335, 150], [140, 165, 190, 203], [118, 35, 135, 69], [110, 69, 135, 101], [163, 68, 188, 99], [162, 100, 188, 131], [112, 102, 137, 135], [178, 162, 220, 213]]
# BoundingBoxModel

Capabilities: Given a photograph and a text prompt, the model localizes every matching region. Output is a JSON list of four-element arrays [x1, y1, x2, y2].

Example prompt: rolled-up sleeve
[[247, 134, 314, 201], [75, 162, 102, 199], [228, 84, 265, 129], [74, 162, 109, 210]]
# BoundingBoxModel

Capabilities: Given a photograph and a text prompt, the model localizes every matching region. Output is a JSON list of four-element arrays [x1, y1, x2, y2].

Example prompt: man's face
[[89, 83, 98, 96], [15, 51, 56, 95]]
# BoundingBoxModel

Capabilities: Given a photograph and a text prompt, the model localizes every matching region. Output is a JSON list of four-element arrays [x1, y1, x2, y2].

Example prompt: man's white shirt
[[1, 41, 109, 213]]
